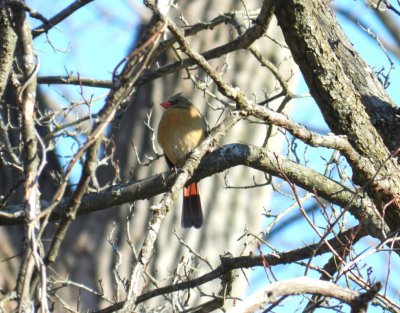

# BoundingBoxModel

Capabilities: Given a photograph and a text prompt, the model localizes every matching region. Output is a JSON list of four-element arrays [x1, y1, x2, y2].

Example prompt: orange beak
[[161, 101, 171, 109]]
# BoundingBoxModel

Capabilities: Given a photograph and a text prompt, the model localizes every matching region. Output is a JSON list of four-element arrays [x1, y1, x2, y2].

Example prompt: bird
[[157, 93, 207, 228]]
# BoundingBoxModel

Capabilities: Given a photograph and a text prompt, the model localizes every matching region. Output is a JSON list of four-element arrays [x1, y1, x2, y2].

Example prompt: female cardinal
[[157, 93, 207, 228]]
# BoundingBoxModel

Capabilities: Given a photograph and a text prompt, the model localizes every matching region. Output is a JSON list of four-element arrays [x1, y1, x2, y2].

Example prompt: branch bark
[[1, 143, 389, 242], [12, 4, 44, 310], [228, 277, 381, 313], [274, 0, 400, 231], [0, 3, 17, 98]]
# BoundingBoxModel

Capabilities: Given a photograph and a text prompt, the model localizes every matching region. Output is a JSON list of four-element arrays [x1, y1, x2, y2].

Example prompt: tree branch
[[31, 0, 95, 38], [277, 0, 399, 152], [227, 277, 381, 313], [0, 3, 19, 167], [34, 4, 273, 90], [94, 226, 366, 310], [42, 10, 168, 266], [0, 143, 389, 242], [12, 3, 46, 310], [274, 0, 400, 230], [0, 3, 17, 97], [37, 75, 112, 88]]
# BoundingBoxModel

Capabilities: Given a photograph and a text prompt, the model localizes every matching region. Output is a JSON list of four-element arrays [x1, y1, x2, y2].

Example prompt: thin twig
[[32, 0, 95, 37]]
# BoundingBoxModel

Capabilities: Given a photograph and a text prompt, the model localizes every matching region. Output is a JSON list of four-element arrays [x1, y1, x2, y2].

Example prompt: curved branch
[[228, 277, 381, 313], [150, 9, 261, 62], [13, 4, 43, 307], [1, 143, 389, 240]]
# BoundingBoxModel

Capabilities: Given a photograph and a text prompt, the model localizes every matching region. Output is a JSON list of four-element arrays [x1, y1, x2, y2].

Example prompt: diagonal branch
[[139, 0, 275, 92], [43, 12, 168, 265], [274, 0, 400, 230], [31, 0, 95, 38]]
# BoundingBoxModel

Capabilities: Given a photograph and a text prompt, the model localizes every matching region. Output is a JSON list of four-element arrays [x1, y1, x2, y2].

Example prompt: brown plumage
[[157, 94, 207, 228]]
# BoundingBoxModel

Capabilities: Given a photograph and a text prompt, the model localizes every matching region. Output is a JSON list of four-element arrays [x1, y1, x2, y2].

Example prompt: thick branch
[[0, 3, 19, 166], [276, 0, 399, 152], [1, 143, 388, 241], [274, 0, 400, 229], [228, 277, 381, 313], [0, 3, 17, 97]]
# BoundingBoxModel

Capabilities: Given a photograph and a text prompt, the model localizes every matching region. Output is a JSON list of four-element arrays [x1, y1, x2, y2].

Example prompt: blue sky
[[31, 0, 139, 183]]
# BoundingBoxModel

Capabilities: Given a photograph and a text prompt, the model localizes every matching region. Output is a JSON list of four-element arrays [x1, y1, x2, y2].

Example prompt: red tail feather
[[182, 183, 203, 228]]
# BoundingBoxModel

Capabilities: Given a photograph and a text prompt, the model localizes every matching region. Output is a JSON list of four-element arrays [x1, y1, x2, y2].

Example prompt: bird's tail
[[182, 182, 203, 228]]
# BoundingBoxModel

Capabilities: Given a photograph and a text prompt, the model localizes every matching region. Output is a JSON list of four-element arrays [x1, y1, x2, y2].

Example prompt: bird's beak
[[161, 101, 171, 109]]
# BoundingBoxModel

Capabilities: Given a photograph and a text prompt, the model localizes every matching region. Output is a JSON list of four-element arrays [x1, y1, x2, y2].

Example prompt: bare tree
[[0, 0, 399, 312]]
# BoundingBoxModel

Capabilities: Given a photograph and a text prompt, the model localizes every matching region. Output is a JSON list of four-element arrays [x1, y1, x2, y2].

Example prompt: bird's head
[[161, 93, 193, 109]]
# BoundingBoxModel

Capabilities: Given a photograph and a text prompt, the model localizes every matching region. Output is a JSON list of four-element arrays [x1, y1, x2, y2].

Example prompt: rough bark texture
[[0, 2, 22, 298], [0, 4, 16, 98], [274, 0, 400, 230]]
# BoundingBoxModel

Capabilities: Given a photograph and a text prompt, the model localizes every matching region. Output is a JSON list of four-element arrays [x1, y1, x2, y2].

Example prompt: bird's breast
[[158, 108, 206, 165]]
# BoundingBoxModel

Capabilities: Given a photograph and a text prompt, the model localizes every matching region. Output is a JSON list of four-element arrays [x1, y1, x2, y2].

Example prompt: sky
[[27, 1, 400, 312], [30, 0, 139, 183]]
